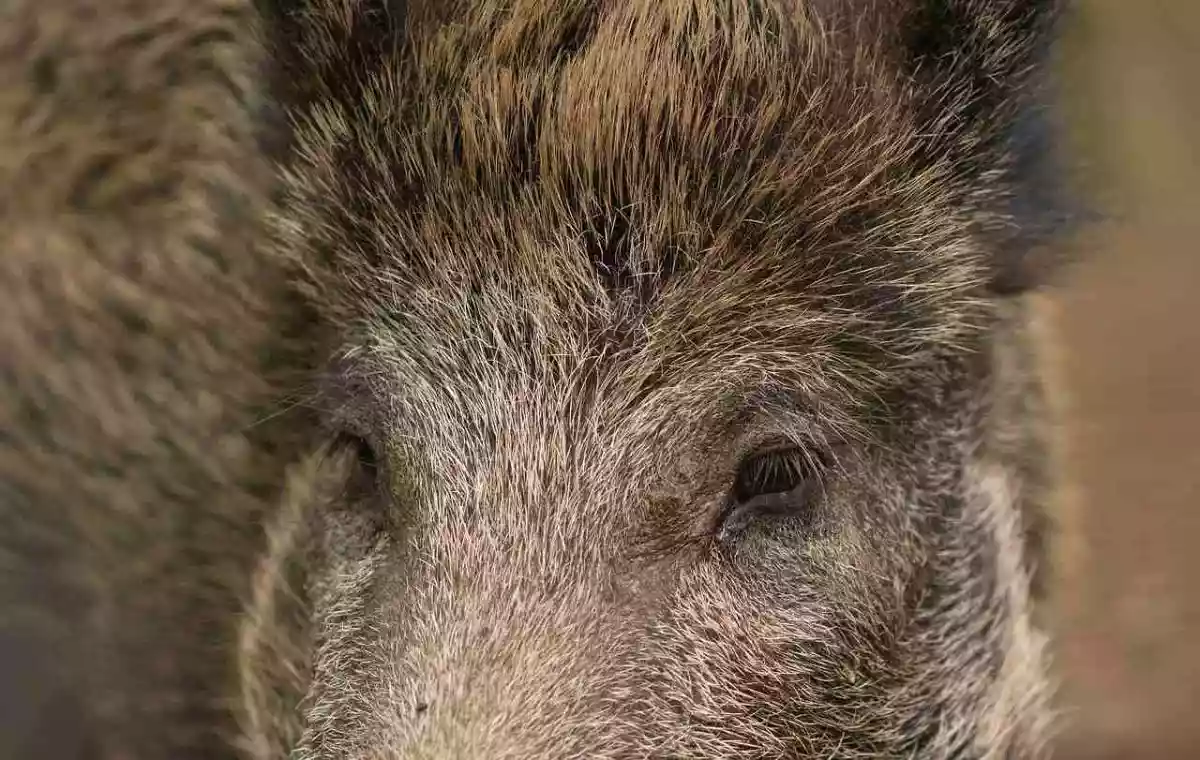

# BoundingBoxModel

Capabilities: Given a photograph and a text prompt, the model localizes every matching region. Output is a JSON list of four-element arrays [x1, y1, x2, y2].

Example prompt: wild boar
[[1, 1, 1076, 758]]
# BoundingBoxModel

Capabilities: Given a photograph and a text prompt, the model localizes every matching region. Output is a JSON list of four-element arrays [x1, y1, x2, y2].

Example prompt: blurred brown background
[[1045, 1, 1199, 758]]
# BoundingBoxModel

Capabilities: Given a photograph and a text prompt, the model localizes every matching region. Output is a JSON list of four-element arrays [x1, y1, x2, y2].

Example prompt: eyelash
[[719, 446, 824, 542], [734, 447, 813, 500]]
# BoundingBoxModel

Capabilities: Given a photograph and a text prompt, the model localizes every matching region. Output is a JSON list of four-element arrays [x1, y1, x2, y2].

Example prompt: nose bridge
[[453, 425, 621, 574], [395, 566, 629, 758], [432, 478, 627, 647], [391, 475, 637, 757]]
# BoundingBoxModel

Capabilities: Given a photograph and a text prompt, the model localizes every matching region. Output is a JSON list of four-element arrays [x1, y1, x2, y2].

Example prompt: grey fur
[[1, 1, 1073, 758]]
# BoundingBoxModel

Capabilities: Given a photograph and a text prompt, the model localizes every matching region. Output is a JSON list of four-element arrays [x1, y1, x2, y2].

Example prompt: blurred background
[[1046, 1, 1199, 758]]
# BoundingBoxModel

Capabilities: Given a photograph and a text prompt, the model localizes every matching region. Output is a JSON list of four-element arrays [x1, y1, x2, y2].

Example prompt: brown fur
[[0, 0, 304, 755], [1, 1, 1074, 758]]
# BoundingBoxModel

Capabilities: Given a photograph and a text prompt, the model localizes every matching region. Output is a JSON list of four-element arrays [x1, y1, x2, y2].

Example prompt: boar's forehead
[[283, 2, 992, 435]]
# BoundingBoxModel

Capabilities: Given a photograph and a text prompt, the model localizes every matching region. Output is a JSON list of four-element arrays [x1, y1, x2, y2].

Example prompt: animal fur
[[0, 0, 1075, 758]]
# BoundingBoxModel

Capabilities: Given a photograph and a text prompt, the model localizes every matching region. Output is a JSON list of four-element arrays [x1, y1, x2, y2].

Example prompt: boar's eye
[[733, 447, 810, 500], [334, 432, 381, 501], [719, 447, 823, 542]]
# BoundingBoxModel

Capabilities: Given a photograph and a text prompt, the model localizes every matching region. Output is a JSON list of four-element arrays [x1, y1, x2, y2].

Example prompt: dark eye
[[719, 447, 823, 541], [335, 432, 380, 500], [733, 447, 811, 501]]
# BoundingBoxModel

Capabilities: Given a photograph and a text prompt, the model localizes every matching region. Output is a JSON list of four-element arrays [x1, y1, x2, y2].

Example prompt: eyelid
[[718, 475, 825, 543]]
